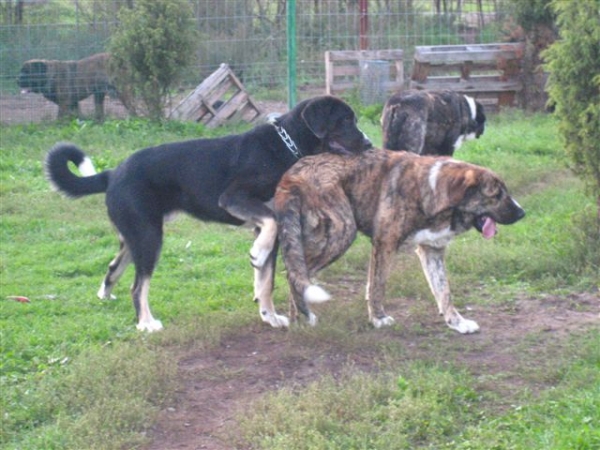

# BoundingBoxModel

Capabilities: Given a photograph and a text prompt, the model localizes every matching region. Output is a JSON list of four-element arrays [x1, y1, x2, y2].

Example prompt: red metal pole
[[359, 0, 368, 50]]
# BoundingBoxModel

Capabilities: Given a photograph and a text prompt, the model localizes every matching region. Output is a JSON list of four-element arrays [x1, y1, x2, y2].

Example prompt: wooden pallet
[[410, 43, 524, 110], [170, 63, 262, 127], [325, 49, 404, 98]]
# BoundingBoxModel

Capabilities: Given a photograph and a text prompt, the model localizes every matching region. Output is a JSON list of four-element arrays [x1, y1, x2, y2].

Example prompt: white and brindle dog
[[381, 89, 486, 156], [274, 149, 525, 334]]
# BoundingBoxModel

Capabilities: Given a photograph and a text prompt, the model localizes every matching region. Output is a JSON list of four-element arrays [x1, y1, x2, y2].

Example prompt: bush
[[108, 0, 197, 121], [543, 0, 600, 203]]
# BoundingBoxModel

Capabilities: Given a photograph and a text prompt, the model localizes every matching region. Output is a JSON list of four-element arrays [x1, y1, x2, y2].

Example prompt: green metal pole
[[287, 0, 297, 108]]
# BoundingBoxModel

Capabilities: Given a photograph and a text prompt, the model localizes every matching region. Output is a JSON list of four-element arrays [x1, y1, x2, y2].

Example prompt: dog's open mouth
[[475, 215, 497, 239]]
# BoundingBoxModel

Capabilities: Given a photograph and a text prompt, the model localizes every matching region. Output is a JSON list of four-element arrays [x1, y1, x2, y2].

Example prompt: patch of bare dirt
[[0, 93, 288, 125], [0, 93, 129, 124], [144, 291, 598, 450]]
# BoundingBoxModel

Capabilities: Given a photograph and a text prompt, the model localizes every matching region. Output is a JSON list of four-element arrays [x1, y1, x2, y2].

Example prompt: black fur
[[381, 90, 486, 156], [45, 95, 372, 331]]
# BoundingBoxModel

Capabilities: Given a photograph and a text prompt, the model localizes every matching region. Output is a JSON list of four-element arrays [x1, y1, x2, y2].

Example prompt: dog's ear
[[424, 163, 478, 216], [301, 97, 342, 138]]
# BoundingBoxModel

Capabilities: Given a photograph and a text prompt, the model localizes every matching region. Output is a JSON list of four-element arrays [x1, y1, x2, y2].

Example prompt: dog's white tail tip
[[78, 157, 97, 177], [304, 285, 331, 303]]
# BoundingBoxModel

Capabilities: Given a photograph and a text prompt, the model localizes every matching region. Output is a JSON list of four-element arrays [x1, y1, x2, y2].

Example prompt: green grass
[[1, 111, 599, 449], [241, 331, 600, 450]]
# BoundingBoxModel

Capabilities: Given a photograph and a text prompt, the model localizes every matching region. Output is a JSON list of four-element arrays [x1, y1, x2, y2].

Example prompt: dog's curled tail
[[381, 106, 409, 151], [45, 142, 110, 198], [276, 186, 331, 306]]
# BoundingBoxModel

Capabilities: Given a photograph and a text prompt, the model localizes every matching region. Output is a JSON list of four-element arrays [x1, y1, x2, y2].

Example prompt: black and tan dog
[[17, 52, 115, 120], [381, 90, 486, 156], [45, 95, 371, 331], [274, 149, 524, 334]]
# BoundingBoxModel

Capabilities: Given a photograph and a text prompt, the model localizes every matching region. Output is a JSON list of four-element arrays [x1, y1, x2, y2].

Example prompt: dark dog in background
[[45, 95, 372, 331], [17, 52, 115, 120], [381, 90, 486, 156], [274, 149, 524, 334]]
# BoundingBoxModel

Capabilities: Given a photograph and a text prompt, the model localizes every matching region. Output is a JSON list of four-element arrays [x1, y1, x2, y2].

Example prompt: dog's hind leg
[[254, 241, 289, 328], [109, 200, 164, 332], [93, 91, 106, 121], [97, 235, 132, 300], [131, 274, 163, 332], [415, 244, 479, 334]]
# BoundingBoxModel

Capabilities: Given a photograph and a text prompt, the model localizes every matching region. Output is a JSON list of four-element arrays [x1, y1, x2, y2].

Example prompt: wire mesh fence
[[0, 0, 514, 124]]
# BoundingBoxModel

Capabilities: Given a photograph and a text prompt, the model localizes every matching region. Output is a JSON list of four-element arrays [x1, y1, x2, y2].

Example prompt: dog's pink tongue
[[482, 217, 497, 239]]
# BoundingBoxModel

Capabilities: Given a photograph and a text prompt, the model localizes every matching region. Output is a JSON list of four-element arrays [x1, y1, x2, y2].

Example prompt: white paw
[[307, 312, 318, 327], [449, 317, 480, 334], [261, 311, 290, 328], [304, 285, 331, 303], [250, 244, 270, 268], [372, 315, 395, 328], [136, 319, 164, 332], [97, 284, 116, 300]]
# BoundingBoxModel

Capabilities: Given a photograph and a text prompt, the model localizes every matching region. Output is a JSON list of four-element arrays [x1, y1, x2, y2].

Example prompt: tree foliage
[[508, 0, 555, 31], [543, 0, 600, 202], [108, 0, 197, 121]]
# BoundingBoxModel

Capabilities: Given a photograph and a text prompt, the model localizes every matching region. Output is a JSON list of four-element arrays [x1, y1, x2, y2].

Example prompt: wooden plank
[[331, 65, 361, 77], [327, 49, 404, 61], [410, 79, 522, 92], [414, 44, 524, 64], [170, 63, 261, 125], [325, 48, 404, 97], [206, 91, 249, 127]]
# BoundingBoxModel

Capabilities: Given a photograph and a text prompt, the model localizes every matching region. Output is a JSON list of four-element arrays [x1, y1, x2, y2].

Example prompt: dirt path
[[144, 292, 598, 450]]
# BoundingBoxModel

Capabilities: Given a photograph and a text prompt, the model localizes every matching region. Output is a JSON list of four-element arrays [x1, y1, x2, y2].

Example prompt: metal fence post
[[287, 0, 297, 109]]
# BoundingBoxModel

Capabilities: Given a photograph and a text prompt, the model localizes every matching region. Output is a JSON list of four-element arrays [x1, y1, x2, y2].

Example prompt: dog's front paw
[[97, 284, 116, 300], [307, 312, 318, 327], [136, 318, 164, 332], [261, 310, 290, 328], [372, 315, 395, 328], [448, 317, 480, 334]]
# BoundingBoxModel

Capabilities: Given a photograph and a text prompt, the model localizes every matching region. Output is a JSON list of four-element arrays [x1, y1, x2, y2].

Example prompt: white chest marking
[[453, 132, 477, 151], [410, 226, 455, 247], [464, 95, 477, 120]]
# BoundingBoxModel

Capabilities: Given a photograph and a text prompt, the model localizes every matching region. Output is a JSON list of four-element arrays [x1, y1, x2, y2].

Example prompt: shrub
[[108, 0, 197, 121], [543, 0, 600, 204]]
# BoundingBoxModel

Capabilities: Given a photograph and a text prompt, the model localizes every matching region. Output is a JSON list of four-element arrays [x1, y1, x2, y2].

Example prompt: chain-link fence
[[1, 0, 514, 123]]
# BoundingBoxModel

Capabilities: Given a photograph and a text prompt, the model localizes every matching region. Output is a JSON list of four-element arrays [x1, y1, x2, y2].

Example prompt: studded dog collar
[[268, 115, 302, 159]]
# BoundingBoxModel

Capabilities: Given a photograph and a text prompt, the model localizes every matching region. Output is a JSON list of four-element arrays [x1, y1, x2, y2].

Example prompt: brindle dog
[[274, 149, 524, 334], [381, 90, 486, 156]]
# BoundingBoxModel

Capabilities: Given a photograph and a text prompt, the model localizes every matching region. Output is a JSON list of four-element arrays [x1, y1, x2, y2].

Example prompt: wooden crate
[[325, 49, 404, 97], [410, 43, 524, 110], [170, 63, 262, 127]]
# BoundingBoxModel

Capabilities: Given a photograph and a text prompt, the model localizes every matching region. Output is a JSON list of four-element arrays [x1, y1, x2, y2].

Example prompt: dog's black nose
[[509, 199, 526, 223]]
